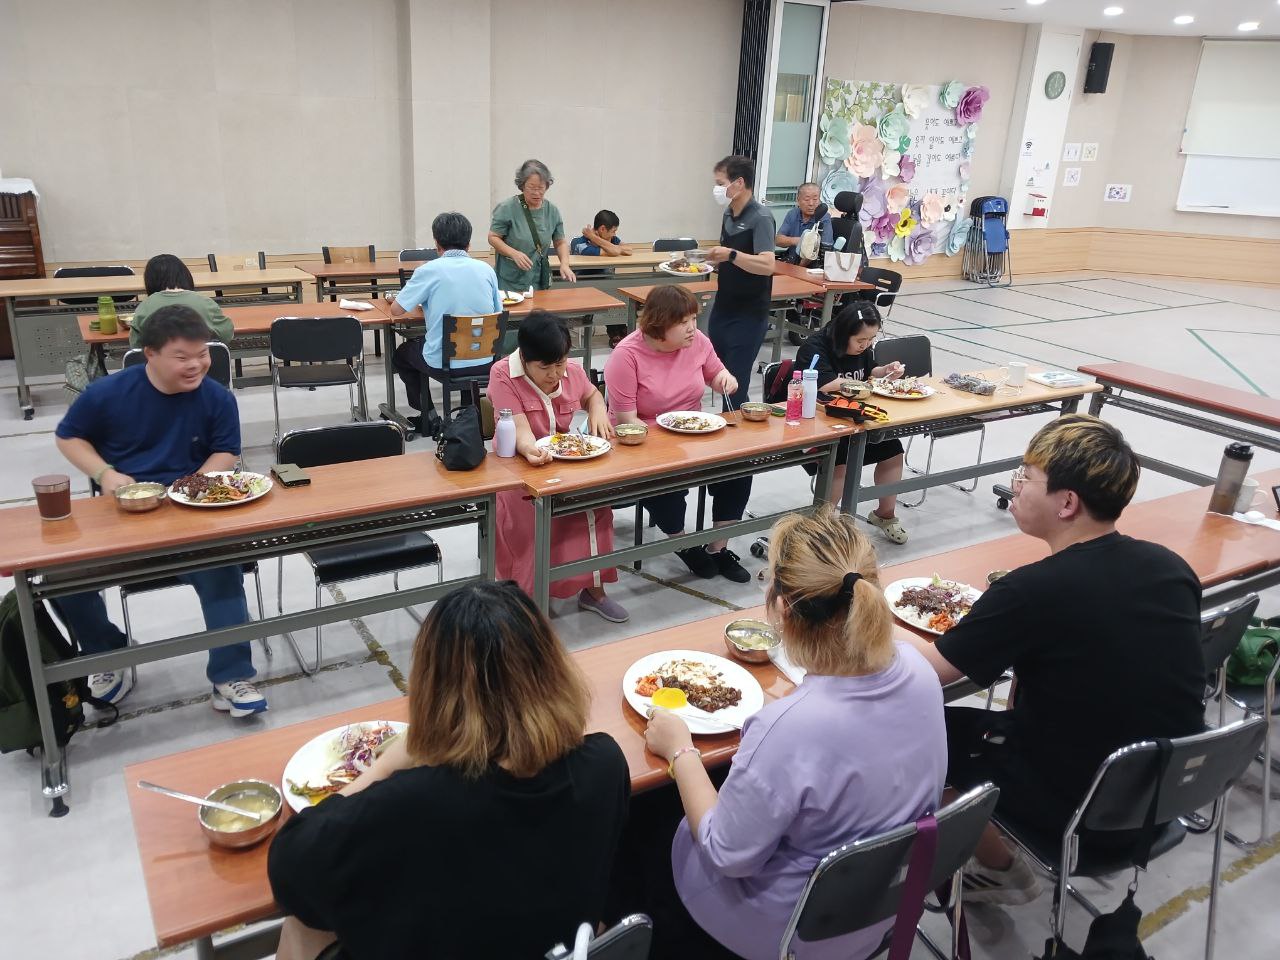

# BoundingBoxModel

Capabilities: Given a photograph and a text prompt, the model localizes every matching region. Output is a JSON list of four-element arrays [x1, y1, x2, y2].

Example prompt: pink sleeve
[[604, 345, 639, 415], [699, 333, 726, 385], [486, 362, 520, 414]]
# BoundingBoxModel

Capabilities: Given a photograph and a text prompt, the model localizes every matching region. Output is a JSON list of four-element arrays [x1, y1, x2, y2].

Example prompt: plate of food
[[883, 576, 982, 636], [656, 411, 727, 434], [623, 650, 763, 735], [536, 432, 612, 460], [167, 470, 273, 507], [281, 721, 406, 813], [500, 290, 526, 306], [659, 257, 714, 277], [871, 377, 936, 400]]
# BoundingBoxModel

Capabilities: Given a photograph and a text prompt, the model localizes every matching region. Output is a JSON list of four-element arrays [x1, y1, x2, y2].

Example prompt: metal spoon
[[137, 780, 267, 821]]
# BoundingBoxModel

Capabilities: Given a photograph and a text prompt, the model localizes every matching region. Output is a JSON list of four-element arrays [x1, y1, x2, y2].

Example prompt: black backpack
[[0, 590, 115, 754]]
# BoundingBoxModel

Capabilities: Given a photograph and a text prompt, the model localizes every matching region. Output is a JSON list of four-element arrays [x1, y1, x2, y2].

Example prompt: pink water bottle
[[786, 371, 803, 425]]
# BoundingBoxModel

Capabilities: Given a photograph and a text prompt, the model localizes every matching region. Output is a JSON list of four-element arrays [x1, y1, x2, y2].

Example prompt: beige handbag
[[824, 251, 862, 282]]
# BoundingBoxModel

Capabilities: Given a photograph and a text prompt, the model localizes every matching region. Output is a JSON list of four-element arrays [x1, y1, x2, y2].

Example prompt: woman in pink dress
[[487, 311, 627, 622], [603, 285, 748, 582]]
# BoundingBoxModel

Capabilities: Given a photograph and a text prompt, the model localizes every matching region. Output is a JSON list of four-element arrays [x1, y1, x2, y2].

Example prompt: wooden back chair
[[431, 311, 506, 422]]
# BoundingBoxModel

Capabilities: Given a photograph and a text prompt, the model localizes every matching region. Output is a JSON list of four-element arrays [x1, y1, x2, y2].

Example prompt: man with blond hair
[[909, 414, 1205, 903]]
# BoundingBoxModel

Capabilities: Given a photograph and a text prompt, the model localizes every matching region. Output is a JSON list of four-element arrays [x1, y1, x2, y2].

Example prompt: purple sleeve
[[696, 760, 798, 878]]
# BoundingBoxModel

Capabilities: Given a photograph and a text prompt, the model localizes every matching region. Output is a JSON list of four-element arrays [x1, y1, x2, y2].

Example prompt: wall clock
[[1045, 70, 1067, 100]]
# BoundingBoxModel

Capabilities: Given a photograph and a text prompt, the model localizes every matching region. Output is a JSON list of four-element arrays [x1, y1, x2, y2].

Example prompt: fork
[[721, 391, 740, 427]]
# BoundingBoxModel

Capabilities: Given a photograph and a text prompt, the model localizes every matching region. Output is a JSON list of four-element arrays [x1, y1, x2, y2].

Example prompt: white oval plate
[[622, 650, 764, 735], [658, 261, 714, 277], [656, 411, 727, 434], [883, 577, 981, 636], [167, 471, 273, 508], [871, 380, 936, 400], [500, 290, 526, 305], [535, 433, 612, 461], [281, 721, 407, 813]]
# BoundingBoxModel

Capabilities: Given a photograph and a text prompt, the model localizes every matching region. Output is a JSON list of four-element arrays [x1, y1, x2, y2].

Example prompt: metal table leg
[[771, 307, 785, 363], [820, 290, 837, 327], [15, 574, 69, 815], [581, 313, 595, 371], [625, 299, 638, 334], [1087, 388, 1107, 416], [533, 495, 553, 611], [840, 431, 869, 515], [313, 278, 325, 303], [5, 297, 34, 420], [480, 492, 497, 580]]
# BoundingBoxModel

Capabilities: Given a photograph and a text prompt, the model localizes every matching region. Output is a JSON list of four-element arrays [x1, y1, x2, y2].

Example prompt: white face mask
[[712, 183, 730, 206]]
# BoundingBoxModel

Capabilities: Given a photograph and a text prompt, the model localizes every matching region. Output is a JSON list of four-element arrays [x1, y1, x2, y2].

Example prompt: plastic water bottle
[[785, 372, 803, 425], [1208, 442, 1252, 514], [495, 408, 517, 457], [801, 368, 818, 419]]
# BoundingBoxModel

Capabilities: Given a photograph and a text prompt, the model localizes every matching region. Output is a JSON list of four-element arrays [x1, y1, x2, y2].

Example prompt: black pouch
[[435, 383, 486, 471]]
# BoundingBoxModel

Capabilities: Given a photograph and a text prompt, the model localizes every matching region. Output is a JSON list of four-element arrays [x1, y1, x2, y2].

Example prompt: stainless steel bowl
[[724, 618, 780, 664], [198, 779, 283, 849], [739, 402, 771, 422], [840, 380, 872, 400], [113, 482, 167, 513], [683, 249, 710, 264], [986, 570, 1010, 585], [615, 423, 648, 446]]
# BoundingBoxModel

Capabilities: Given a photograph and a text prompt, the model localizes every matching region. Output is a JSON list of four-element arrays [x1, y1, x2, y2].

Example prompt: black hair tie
[[839, 571, 862, 600], [793, 571, 863, 622]]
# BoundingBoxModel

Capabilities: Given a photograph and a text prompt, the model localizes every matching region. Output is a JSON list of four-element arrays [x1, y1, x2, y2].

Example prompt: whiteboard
[[1176, 155, 1280, 218]]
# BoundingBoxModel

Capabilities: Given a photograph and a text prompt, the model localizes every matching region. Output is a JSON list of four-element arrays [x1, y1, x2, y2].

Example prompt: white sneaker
[[962, 850, 1042, 905], [211, 679, 268, 718], [87, 670, 133, 706]]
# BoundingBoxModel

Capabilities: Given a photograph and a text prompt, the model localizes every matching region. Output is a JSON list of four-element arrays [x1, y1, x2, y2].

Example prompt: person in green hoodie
[[127, 254, 234, 348]]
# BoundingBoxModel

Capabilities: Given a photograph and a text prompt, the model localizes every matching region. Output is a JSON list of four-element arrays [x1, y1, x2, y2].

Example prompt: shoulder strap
[[889, 814, 939, 960], [1134, 738, 1175, 870], [518, 196, 545, 254]]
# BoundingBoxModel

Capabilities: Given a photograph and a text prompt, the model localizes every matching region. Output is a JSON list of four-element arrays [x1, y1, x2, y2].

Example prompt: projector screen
[[1181, 40, 1280, 160]]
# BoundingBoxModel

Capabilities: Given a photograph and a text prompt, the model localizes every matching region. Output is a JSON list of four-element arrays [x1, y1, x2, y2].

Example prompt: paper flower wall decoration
[[919, 193, 945, 227], [894, 208, 918, 238], [897, 154, 916, 183], [818, 114, 851, 164], [946, 217, 969, 256], [886, 234, 906, 262], [870, 210, 897, 244], [880, 150, 901, 179], [876, 105, 911, 150], [870, 241, 888, 258], [901, 84, 930, 119], [939, 198, 958, 222], [857, 177, 888, 222], [955, 86, 989, 124], [904, 227, 938, 266], [939, 81, 965, 109], [846, 135, 884, 177], [885, 183, 910, 214], [820, 168, 858, 206]]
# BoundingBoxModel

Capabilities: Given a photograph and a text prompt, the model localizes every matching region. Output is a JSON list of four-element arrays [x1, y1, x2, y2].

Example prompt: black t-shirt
[[712, 197, 776, 318], [935, 533, 1205, 799], [268, 733, 629, 960], [794, 325, 877, 398]]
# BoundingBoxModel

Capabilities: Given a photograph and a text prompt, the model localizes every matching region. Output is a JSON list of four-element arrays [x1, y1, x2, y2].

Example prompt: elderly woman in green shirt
[[487, 159, 577, 291]]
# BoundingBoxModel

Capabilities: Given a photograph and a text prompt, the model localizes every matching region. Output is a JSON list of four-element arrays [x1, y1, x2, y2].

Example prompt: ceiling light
[[1103, 6, 1123, 16], [1026, 0, 1048, 6], [1173, 15, 1194, 25], [1238, 21, 1260, 31]]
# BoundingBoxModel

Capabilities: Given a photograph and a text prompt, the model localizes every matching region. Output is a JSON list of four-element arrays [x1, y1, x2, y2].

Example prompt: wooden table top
[[389, 286, 624, 322], [773, 260, 873, 292], [0, 454, 520, 575], [122, 608, 792, 946], [1078, 361, 1280, 429], [504, 413, 858, 498], [616, 273, 827, 305], [859, 368, 1101, 431], [77, 301, 391, 346], [0, 269, 310, 300], [300, 251, 675, 282], [884, 467, 1280, 594]]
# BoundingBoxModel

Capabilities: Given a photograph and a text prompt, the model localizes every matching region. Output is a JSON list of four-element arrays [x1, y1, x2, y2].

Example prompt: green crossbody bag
[[1225, 617, 1280, 687]]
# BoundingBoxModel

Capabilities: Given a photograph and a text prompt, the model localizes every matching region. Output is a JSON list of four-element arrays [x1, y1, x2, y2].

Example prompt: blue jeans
[[52, 566, 255, 685]]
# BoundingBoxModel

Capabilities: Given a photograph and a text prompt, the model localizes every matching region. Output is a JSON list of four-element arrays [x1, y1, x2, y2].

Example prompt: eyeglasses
[[1010, 465, 1047, 494]]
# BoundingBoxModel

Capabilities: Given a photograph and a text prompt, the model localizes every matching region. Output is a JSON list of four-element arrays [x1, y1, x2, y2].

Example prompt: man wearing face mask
[[706, 156, 776, 413]]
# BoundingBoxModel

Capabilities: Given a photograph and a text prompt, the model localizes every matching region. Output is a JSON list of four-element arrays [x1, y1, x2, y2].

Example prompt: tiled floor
[[1, 271, 1278, 959]]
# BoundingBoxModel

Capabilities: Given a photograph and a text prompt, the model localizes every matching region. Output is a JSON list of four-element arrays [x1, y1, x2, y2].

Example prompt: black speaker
[[1083, 42, 1114, 94]]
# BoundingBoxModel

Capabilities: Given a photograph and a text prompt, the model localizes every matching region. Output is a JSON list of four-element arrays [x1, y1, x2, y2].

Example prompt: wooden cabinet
[[0, 189, 45, 359]]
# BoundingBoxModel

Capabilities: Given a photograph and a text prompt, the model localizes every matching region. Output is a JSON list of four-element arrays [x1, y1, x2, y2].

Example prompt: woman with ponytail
[[640, 505, 946, 959]]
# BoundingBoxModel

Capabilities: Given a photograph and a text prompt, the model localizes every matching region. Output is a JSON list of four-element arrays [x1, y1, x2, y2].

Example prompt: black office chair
[[275, 421, 439, 675], [781, 783, 998, 960], [872, 335, 984, 508], [322, 244, 381, 355], [399, 248, 439, 264], [123, 341, 232, 388], [652, 238, 698, 253], [996, 717, 1268, 957], [54, 265, 137, 307], [830, 191, 865, 261], [268, 316, 367, 449], [858, 265, 904, 317], [544, 914, 653, 960]]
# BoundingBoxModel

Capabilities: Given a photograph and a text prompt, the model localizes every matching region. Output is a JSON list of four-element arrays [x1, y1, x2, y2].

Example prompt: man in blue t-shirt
[[52, 305, 267, 717], [570, 210, 633, 347], [390, 211, 503, 437], [775, 181, 833, 265]]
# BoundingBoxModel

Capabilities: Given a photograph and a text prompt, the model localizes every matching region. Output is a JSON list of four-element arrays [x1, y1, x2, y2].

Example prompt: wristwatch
[[728, 250, 738, 264]]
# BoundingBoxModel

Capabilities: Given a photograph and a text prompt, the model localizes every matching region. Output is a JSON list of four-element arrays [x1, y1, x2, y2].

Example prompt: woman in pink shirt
[[487, 312, 627, 622], [603, 285, 750, 582]]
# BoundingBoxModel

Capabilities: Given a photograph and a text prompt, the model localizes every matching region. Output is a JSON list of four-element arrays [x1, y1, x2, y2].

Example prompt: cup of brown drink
[[33, 475, 72, 521]]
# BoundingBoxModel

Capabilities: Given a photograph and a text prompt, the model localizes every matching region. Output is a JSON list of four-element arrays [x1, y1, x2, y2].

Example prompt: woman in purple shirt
[[644, 505, 947, 959]]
